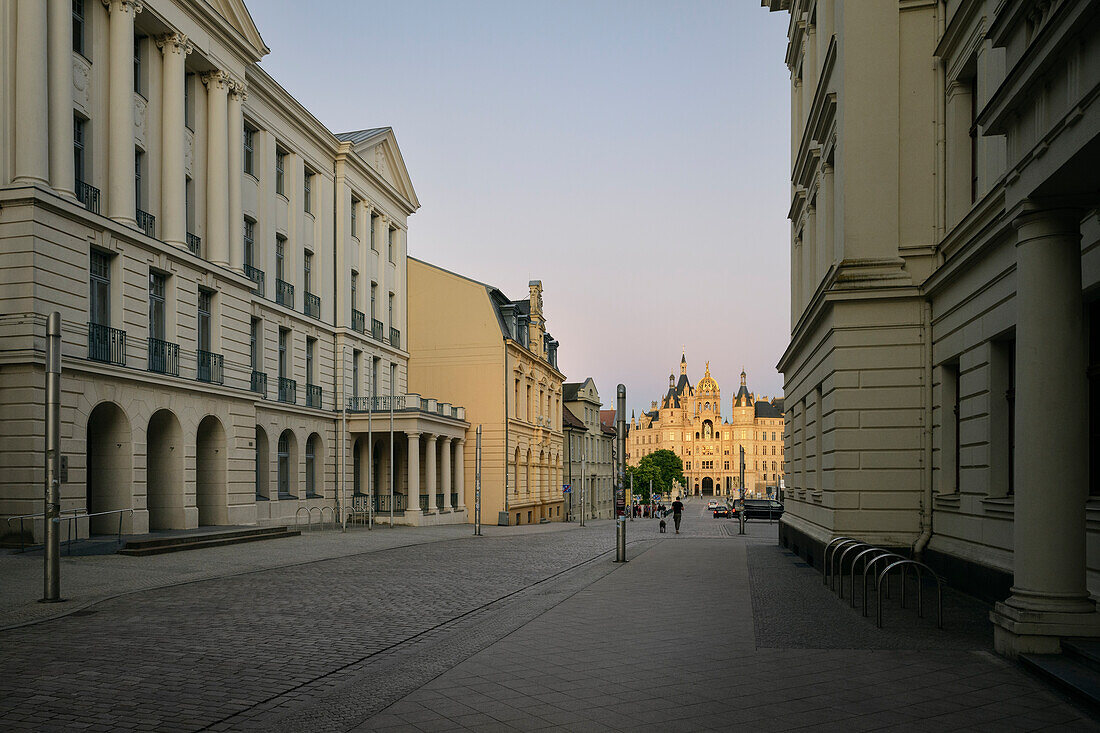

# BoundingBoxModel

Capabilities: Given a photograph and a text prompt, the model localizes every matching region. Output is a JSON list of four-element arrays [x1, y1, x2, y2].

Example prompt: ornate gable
[[336, 128, 420, 213], [207, 0, 270, 59]]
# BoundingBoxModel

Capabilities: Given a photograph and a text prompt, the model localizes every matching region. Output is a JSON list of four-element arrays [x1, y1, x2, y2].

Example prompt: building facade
[[0, 0, 468, 541], [407, 260, 566, 525], [562, 377, 614, 520], [627, 355, 785, 498], [764, 0, 1100, 656]]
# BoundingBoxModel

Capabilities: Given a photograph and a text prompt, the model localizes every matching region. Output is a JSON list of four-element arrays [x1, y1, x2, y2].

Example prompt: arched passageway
[[147, 409, 184, 529], [86, 402, 132, 534], [196, 415, 227, 526], [702, 477, 714, 496]]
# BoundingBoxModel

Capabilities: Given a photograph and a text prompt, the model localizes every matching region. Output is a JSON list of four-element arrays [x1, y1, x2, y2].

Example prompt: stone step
[[1019, 651, 1100, 712], [1063, 638, 1100, 675], [117, 527, 300, 556]]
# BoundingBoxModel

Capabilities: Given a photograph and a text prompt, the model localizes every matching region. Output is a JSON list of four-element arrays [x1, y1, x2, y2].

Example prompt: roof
[[772, 398, 785, 413], [601, 423, 617, 436], [562, 382, 582, 401], [600, 409, 617, 429], [334, 127, 390, 145], [676, 373, 693, 395], [661, 386, 681, 410], [754, 400, 783, 419], [562, 408, 586, 431]]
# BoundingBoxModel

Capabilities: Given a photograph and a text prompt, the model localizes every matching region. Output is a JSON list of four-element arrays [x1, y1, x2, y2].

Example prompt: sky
[[247, 0, 793, 419]]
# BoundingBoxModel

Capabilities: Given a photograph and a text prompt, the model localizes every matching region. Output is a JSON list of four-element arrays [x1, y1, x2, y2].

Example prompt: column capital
[[229, 79, 248, 101], [102, 0, 143, 15], [439, 435, 452, 445], [201, 70, 231, 90], [407, 431, 421, 440], [155, 32, 192, 56], [1012, 207, 1083, 240], [424, 433, 438, 443], [456, 437, 466, 447]]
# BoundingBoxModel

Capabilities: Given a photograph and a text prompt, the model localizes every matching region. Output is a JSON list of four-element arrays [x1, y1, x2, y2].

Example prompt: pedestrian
[[671, 497, 684, 534]]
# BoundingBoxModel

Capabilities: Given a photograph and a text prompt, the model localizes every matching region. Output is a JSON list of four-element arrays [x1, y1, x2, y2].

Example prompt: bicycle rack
[[823, 537, 856, 587], [319, 506, 335, 531], [848, 547, 898, 609], [835, 541, 875, 599], [829, 539, 864, 592], [862, 551, 906, 616], [294, 506, 315, 532], [876, 559, 944, 629]]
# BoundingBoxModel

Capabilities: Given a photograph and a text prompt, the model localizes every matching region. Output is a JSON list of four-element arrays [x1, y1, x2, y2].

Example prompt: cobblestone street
[[1, 501, 1095, 731]]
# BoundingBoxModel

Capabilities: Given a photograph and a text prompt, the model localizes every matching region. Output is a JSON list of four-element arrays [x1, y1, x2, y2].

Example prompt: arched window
[[278, 432, 290, 497]]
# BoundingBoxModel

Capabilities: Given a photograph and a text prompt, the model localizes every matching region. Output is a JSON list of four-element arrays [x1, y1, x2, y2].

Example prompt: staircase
[[117, 526, 300, 556], [1020, 638, 1100, 711]]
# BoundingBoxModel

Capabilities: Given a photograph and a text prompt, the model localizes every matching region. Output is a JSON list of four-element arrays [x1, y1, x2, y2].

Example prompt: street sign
[[562, 484, 571, 493]]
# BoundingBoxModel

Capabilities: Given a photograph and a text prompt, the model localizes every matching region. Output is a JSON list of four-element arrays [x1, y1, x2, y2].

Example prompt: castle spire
[[680, 351, 687, 375]]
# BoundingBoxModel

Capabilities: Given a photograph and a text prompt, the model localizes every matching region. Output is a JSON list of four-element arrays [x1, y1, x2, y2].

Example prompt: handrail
[[5, 508, 133, 553], [64, 509, 134, 554], [6, 510, 83, 553], [822, 537, 856, 587], [876, 559, 943, 629]]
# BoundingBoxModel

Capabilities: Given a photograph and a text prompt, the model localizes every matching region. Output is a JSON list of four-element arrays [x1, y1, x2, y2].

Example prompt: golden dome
[[696, 361, 719, 395]]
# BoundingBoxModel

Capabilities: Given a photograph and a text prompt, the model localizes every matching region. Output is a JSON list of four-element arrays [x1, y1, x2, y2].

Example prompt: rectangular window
[[306, 337, 315, 384], [369, 213, 377, 250], [278, 328, 288, 379], [148, 272, 166, 340], [73, 116, 86, 183], [303, 252, 312, 293], [89, 250, 110, 326], [388, 292, 394, 325], [72, 0, 85, 56], [243, 219, 255, 267], [1006, 342, 1015, 495], [969, 78, 978, 204], [988, 340, 1015, 496], [184, 75, 193, 130], [243, 127, 255, 176], [134, 150, 143, 209], [197, 289, 212, 353], [350, 273, 358, 310], [350, 198, 358, 238], [250, 318, 261, 369], [387, 227, 394, 262], [353, 349, 361, 399], [275, 235, 285, 282], [275, 149, 286, 195], [370, 282, 377, 320], [133, 36, 143, 96], [186, 177, 195, 234], [372, 356, 380, 398], [303, 168, 312, 213], [1090, 302, 1100, 496]]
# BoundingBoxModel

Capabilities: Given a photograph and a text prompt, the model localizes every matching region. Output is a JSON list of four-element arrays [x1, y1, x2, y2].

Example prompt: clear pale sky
[[248, 0, 793, 418]]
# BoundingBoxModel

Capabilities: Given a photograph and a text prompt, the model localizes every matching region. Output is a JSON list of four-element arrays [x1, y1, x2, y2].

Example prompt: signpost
[[474, 425, 482, 536], [43, 312, 62, 602], [615, 384, 627, 562]]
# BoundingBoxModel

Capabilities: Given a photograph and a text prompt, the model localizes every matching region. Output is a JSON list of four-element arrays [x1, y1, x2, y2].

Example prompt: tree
[[628, 449, 684, 499]]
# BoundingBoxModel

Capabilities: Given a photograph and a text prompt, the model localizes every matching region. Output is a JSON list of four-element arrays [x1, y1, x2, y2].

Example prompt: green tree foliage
[[627, 449, 685, 500]]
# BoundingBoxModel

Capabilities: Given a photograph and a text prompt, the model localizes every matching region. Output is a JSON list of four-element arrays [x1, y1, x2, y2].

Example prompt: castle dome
[[696, 361, 719, 396]]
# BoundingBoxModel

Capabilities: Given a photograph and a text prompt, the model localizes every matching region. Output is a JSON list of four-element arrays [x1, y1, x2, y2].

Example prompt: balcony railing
[[148, 337, 179, 376], [244, 264, 265, 296], [371, 318, 384, 341], [351, 309, 365, 333], [436, 494, 445, 510], [306, 383, 322, 408], [278, 377, 296, 404], [136, 208, 156, 238], [451, 492, 459, 509], [186, 232, 201, 256], [346, 395, 406, 412], [419, 495, 430, 512], [76, 180, 100, 214], [389, 327, 401, 349], [197, 350, 224, 384], [371, 493, 406, 514], [304, 292, 321, 319], [251, 370, 267, 397], [276, 279, 294, 308], [88, 323, 125, 366]]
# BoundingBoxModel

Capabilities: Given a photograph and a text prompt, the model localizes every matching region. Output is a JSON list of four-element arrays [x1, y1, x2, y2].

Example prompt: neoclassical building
[[0, 0, 469, 541], [408, 262, 566, 525], [562, 377, 614, 520], [764, 0, 1100, 656], [627, 356, 785, 498]]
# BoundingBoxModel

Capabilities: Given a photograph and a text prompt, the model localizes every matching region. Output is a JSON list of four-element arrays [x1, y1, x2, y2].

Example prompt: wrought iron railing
[[436, 494, 445, 509], [419, 495, 430, 512], [389, 327, 401, 349], [136, 208, 156, 238], [244, 264, 265, 296], [197, 350, 223, 384], [148, 337, 179, 376], [371, 318, 384, 341], [76, 180, 100, 213], [88, 323, 125, 366], [251, 370, 267, 396], [186, 232, 201, 256], [278, 377, 296, 404], [306, 383, 322, 408], [372, 493, 406, 513], [451, 493, 459, 508], [276, 279, 294, 308], [346, 395, 406, 412], [304, 292, 321, 319], [351, 309, 365, 333]]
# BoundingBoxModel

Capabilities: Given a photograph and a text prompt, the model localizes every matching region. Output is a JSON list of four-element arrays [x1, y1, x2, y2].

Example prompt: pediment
[[208, 0, 270, 59], [338, 128, 420, 212]]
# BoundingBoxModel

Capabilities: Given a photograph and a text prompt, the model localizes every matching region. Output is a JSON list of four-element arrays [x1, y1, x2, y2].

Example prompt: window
[[303, 168, 312, 213], [148, 272, 166, 340], [387, 227, 394, 262], [350, 198, 358, 237], [278, 328, 288, 379], [370, 282, 377, 320], [184, 75, 193, 130], [243, 127, 255, 176], [369, 213, 377, 250], [275, 149, 286, 195], [306, 337, 315, 384], [277, 431, 292, 497], [197, 289, 212, 353], [133, 37, 143, 95], [372, 356, 380, 398], [250, 318, 261, 369], [243, 219, 255, 268], [1090, 302, 1100, 496], [134, 150, 144, 209], [89, 250, 110, 326], [186, 177, 194, 234], [303, 252, 312, 294], [350, 273, 358, 310], [72, 0, 86, 56], [305, 435, 317, 497], [275, 235, 285, 282], [73, 116, 86, 183], [388, 292, 394, 325], [352, 349, 361, 399]]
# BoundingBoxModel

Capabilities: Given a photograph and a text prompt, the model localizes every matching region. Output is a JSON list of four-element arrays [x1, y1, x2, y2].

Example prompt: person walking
[[671, 497, 684, 534]]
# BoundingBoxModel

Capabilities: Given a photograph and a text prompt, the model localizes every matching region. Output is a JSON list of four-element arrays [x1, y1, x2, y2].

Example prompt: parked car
[[713, 505, 733, 518], [707, 500, 718, 510], [740, 499, 784, 521]]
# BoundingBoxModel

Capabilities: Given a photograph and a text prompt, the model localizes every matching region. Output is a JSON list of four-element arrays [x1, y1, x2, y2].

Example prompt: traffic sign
[[562, 484, 570, 493]]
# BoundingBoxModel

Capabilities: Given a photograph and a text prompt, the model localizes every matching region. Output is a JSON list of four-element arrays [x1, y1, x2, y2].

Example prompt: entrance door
[[702, 477, 714, 496]]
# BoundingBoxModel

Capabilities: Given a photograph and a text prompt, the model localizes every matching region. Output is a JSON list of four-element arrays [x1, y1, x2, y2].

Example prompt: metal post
[[629, 472, 634, 521], [474, 425, 482, 536], [367, 359, 373, 529], [43, 312, 62, 602], [340, 346, 347, 532], [580, 447, 586, 527], [389, 361, 394, 528], [615, 384, 626, 562]]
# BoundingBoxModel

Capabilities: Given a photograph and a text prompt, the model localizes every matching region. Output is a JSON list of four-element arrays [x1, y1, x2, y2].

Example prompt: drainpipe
[[914, 299, 934, 559], [503, 347, 509, 515]]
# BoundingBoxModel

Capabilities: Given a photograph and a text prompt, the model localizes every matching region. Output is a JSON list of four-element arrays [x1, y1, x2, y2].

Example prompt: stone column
[[47, 0, 75, 196], [424, 434, 437, 512], [441, 437, 452, 510], [375, 214, 389, 327], [106, 0, 141, 225], [227, 81, 245, 271], [454, 438, 466, 511], [405, 432, 420, 516], [157, 33, 191, 249], [945, 80, 974, 228], [203, 71, 230, 265], [13, 0, 49, 186], [992, 209, 1100, 657]]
